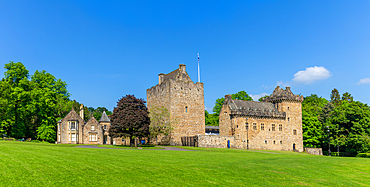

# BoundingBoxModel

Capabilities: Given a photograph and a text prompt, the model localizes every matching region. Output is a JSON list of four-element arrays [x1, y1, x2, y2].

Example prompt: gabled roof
[[160, 64, 192, 83], [99, 111, 110, 122]]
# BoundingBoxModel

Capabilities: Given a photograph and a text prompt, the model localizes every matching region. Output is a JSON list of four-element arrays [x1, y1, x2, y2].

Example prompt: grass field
[[0, 141, 369, 186]]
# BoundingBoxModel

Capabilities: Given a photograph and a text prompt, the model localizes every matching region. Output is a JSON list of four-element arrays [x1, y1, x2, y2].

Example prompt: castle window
[[293, 129, 297, 135], [185, 106, 188, 113], [288, 107, 290, 110], [288, 118, 290, 122], [91, 125, 95, 131], [273, 140, 276, 144], [261, 124, 264, 130], [69, 121, 77, 130], [272, 124, 276, 131], [237, 125, 238, 128], [253, 123, 257, 130], [245, 123, 249, 130], [279, 124, 282, 131], [265, 140, 267, 144], [280, 141, 282, 144], [104, 125, 107, 130], [89, 134, 97, 141]]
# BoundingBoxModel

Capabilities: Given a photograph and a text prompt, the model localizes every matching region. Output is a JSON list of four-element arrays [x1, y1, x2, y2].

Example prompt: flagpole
[[197, 53, 200, 82]]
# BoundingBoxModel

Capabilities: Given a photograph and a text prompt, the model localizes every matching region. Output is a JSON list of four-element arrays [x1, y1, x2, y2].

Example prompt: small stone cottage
[[57, 104, 115, 145]]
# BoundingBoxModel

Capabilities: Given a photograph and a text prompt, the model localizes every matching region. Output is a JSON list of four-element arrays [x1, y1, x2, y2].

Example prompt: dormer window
[[91, 125, 95, 131]]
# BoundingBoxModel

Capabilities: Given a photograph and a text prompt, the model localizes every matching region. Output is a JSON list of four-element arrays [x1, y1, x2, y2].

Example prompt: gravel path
[[75, 145, 193, 151]]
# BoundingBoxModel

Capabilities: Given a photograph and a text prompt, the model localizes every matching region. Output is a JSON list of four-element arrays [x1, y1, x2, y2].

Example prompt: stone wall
[[147, 64, 205, 146], [218, 87, 304, 152], [58, 109, 85, 144], [305, 148, 323, 155], [196, 135, 235, 148], [83, 117, 103, 145]]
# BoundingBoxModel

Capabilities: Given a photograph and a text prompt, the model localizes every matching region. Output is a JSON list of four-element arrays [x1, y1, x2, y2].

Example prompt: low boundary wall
[[196, 135, 235, 148]]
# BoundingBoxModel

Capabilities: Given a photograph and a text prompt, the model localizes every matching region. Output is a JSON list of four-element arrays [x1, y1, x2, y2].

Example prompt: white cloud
[[292, 66, 331, 84], [250, 93, 270, 101], [357, 78, 370, 85]]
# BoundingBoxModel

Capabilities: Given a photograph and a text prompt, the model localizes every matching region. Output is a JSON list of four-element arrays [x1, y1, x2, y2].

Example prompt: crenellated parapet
[[262, 86, 304, 103]]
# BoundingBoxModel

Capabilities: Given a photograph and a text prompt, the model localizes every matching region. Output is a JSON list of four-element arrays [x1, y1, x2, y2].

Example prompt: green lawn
[[0, 141, 369, 186]]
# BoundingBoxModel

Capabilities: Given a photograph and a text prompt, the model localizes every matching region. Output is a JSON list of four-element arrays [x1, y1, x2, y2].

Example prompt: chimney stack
[[80, 104, 84, 119], [225, 94, 232, 102], [179, 64, 186, 73], [158, 73, 164, 84]]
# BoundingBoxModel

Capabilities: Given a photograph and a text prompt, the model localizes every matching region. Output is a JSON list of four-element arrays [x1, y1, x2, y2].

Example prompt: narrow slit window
[[185, 106, 188, 113], [261, 124, 264, 130], [293, 129, 297, 135], [279, 124, 282, 131], [245, 123, 249, 130]]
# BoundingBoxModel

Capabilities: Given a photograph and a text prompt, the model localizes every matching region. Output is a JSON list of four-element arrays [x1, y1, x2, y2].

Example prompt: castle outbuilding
[[217, 86, 304, 151], [147, 64, 205, 145], [57, 104, 115, 145]]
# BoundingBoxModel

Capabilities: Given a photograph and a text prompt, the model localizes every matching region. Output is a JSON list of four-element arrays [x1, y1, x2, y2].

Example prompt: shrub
[[356, 153, 370, 158], [0, 138, 2, 140]]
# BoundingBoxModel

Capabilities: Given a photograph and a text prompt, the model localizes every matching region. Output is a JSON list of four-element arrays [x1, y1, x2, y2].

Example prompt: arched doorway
[[293, 143, 296, 151]]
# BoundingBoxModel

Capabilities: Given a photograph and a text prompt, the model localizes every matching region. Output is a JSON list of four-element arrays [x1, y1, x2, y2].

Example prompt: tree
[[109, 95, 150, 147], [205, 110, 219, 126], [0, 62, 72, 141], [149, 106, 174, 145], [330, 88, 341, 107], [301, 94, 328, 148], [341, 92, 353, 103], [258, 95, 270, 102]]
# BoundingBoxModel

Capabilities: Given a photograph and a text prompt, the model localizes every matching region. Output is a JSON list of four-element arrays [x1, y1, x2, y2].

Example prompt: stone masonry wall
[[219, 100, 304, 152], [83, 118, 103, 145], [168, 79, 205, 145], [147, 65, 205, 146], [197, 135, 235, 148], [58, 110, 84, 144], [305, 148, 323, 155]]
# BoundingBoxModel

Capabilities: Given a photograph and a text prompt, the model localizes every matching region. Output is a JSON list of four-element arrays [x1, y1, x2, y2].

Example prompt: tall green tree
[[301, 94, 328, 148]]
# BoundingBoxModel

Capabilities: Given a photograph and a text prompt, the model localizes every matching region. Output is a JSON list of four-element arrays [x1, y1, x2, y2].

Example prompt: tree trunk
[[337, 145, 339, 156], [134, 138, 137, 148]]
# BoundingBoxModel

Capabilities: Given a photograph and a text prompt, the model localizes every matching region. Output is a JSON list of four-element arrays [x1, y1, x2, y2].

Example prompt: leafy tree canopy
[[109, 95, 150, 140]]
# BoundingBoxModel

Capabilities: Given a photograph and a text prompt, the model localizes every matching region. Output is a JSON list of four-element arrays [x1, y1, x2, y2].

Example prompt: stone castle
[[147, 65, 304, 152], [215, 86, 304, 152], [146, 64, 205, 145]]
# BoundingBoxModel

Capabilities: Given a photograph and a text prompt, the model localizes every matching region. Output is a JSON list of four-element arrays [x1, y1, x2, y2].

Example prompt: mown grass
[[0, 141, 369, 186]]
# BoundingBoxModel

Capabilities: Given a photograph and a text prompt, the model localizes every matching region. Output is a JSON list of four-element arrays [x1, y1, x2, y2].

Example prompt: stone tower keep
[[147, 64, 205, 145]]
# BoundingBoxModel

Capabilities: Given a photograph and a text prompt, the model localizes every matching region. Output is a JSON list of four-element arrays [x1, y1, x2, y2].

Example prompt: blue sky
[[1, 0, 370, 112]]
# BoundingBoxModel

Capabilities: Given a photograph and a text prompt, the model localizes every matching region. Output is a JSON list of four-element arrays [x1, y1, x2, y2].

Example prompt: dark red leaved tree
[[109, 95, 150, 147]]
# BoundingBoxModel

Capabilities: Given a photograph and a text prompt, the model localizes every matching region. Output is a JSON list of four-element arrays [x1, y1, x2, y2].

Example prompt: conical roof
[[99, 111, 110, 122]]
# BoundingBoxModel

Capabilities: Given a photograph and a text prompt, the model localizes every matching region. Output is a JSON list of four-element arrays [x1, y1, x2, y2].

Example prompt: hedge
[[356, 153, 370, 158]]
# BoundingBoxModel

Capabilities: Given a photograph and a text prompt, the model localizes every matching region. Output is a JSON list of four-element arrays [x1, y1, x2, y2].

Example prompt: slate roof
[[99, 111, 110, 122], [226, 98, 285, 119]]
